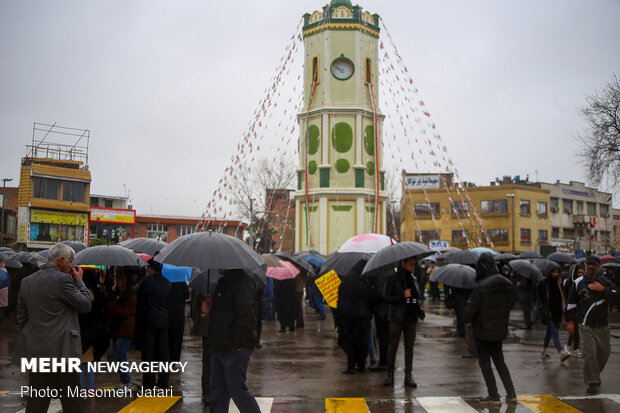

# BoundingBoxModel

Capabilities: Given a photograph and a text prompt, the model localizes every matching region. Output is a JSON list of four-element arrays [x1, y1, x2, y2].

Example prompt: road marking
[[417, 396, 478, 413], [325, 397, 370, 413], [0, 391, 9, 396], [561, 394, 620, 404], [117, 396, 181, 413], [518, 395, 582, 412], [15, 398, 62, 413], [229, 397, 274, 412]]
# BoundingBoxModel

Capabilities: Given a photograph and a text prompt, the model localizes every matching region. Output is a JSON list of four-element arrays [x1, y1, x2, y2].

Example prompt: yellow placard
[[90, 208, 135, 223], [315, 270, 341, 308], [31, 209, 88, 226]]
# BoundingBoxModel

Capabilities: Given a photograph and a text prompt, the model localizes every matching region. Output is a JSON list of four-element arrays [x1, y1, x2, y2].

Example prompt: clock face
[[331, 57, 354, 80]]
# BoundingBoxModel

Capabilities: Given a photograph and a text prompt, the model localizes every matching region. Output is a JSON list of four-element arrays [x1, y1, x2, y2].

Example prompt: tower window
[[312, 57, 319, 84], [365, 58, 372, 84]]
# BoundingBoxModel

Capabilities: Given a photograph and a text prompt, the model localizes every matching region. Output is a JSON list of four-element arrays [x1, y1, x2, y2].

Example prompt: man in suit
[[14, 243, 93, 413]]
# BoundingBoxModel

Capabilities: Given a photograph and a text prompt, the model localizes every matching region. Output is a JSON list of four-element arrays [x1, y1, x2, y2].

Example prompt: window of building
[[563, 199, 573, 214], [90, 197, 99, 206], [520, 228, 531, 243], [312, 57, 319, 83], [451, 229, 468, 243], [146, 224, 168, 242], [451, 201, 469, 215], [550, 197, 559, 212], [415, 230, 439, 244], [564, 228, 575, 239], [552, 227, 560, 238], [537, 201, 547, 216], [538, 230, 548, 243], [577, 229, 585, 239], [520, 199, 531, 215], [414, 202, 440, 216], [7, 215, 16, 234], [576, 201, 584, 215], [488, 228, 509, 243], [177, 225, 196, 237], [587, 202, 597, 216], [105, 199, 113, 208], [365, 58, 372, 84], [600, 204, 609, 217], [481, 200, 508, 214], [62, 181, 86, 203], [32, 177, 61, 200], [29, 222, 84, 242]]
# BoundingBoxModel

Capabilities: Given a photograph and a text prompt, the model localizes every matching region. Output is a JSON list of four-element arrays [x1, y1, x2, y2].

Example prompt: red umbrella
[[600, 255, 617, 264], [266, 260, 299, 280]]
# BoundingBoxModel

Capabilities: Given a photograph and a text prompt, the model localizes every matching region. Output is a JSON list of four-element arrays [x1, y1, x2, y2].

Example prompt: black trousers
[[475, 339, 515, 398], [340, 317, 370, 370], [374, 315, 389, 366], [142, 327, 170, 388], [202, 337, 211, 398], [386, 320, 417, 375], [26, 372, 83, 413]]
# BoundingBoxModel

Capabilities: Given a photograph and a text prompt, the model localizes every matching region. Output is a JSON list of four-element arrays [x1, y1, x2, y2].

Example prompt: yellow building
[[16, 124, 91, 250], [400, 174, 551, 254]]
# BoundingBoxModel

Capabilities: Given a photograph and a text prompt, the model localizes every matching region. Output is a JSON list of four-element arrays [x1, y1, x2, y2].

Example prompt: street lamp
[[506, 193, 515, 254], [1, 178, 13, 247]]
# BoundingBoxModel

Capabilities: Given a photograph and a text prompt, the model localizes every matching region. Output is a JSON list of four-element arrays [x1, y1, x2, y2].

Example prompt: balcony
[[572, 214, 590, 227]]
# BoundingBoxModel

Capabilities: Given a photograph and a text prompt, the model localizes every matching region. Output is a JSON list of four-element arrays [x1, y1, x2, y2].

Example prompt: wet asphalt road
[[1, 299, 619, 412]]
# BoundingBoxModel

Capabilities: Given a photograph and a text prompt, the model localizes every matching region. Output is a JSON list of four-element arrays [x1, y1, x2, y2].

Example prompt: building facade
[[134, 215, 247, 243], [0, 187, 19, 246], [89, 194, 136, 244], [537, 180, 612, 254], [400, 174, 552, 254], [295, 0, 387, 254]]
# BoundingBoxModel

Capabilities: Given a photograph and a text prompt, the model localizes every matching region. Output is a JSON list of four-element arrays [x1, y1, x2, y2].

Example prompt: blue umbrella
[[161, 263, 192, 284], [303, 255, 324, 267]]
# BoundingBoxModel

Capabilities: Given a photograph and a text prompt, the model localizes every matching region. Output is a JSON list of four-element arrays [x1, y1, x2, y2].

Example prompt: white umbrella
[[338, 233, 396, 254]]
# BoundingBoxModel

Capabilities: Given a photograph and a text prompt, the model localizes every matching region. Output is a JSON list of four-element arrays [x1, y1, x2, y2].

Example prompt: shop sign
[[31, 209, 88, 226], [404, 174, 441, 189], [90, 208, 135, 224], [429, 240, 450, 251], [18, 223, 29, 243]]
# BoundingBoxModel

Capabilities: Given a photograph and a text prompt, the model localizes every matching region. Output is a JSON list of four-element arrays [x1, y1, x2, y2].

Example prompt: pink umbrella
[[266, 260, 300, 280], [338, 233, 396, 254], [600, 255, 617, 264]]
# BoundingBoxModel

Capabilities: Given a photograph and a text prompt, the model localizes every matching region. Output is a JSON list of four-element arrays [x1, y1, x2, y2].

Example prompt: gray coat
[[14, 264, 92, 361]]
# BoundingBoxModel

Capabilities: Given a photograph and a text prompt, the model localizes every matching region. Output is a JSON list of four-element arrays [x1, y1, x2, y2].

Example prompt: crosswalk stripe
[[15, 398, 62, 413], [229, 397, 274, 413], [518, 395, 582, 412], [417, 396, 478, 413], [325, 397, 370, 413], [561, 394, 620, 404], [117, 396, 181, 413]]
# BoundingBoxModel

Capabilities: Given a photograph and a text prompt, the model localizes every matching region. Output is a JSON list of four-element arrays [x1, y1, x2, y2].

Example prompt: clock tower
[[295, 0, 387, 254]]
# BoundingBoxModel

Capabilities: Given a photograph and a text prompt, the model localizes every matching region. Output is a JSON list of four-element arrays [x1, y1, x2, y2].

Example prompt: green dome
[[330, 0, 352, 7]]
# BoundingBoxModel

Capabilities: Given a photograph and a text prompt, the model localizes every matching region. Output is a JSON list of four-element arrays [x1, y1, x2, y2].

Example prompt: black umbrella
[[276, 252, 317, 275], [434, 264, 476, 289], [11, 251, 39, 266], [155, 231, 266, 286], [442, 250, 480, 266], [495, 253, 519, 262], [547, 252, 576, 265], [261, 253, 283, 268], [319, 251, 372, 277], [509, 259, 543, 282], [519, 251, 543, 259], [74, 245, 146, 267], [532, 258, 561, 277], [120, 237, 168, 255], [362, 242, 434, 275], [60, 240, 88, 252], [0, 251, 23, 268]]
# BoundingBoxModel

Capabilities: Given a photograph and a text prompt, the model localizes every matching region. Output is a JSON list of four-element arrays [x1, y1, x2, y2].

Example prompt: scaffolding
[[24, 122, 90, 169]]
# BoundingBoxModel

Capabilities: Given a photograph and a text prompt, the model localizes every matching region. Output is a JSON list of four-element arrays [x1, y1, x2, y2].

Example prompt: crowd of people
[[1, 241, 619, 411]]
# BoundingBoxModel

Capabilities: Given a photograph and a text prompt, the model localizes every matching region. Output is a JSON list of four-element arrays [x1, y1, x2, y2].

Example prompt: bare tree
[[578, 74, 620, 190]]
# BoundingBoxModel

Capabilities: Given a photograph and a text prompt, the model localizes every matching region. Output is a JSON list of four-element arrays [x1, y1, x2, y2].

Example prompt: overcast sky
[[1, 0, 619, 217]]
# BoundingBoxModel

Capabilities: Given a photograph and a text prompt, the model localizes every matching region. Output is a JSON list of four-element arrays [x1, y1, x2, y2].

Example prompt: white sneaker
[[574, 349, 584, 358], [563, 345, 573, 354]]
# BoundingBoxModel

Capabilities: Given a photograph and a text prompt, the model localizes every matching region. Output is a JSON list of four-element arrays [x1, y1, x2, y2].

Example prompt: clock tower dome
[[295, 1, 386, 254]]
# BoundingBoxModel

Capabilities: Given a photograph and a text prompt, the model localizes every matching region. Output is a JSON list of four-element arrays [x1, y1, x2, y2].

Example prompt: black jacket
[[209, 269, 257, 352], [565, 273, 618, 327], [384, 266, 424, 323], [536, 275, 565, 327], [464, 253, 516, 341], [136, 272, 171, 331]]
